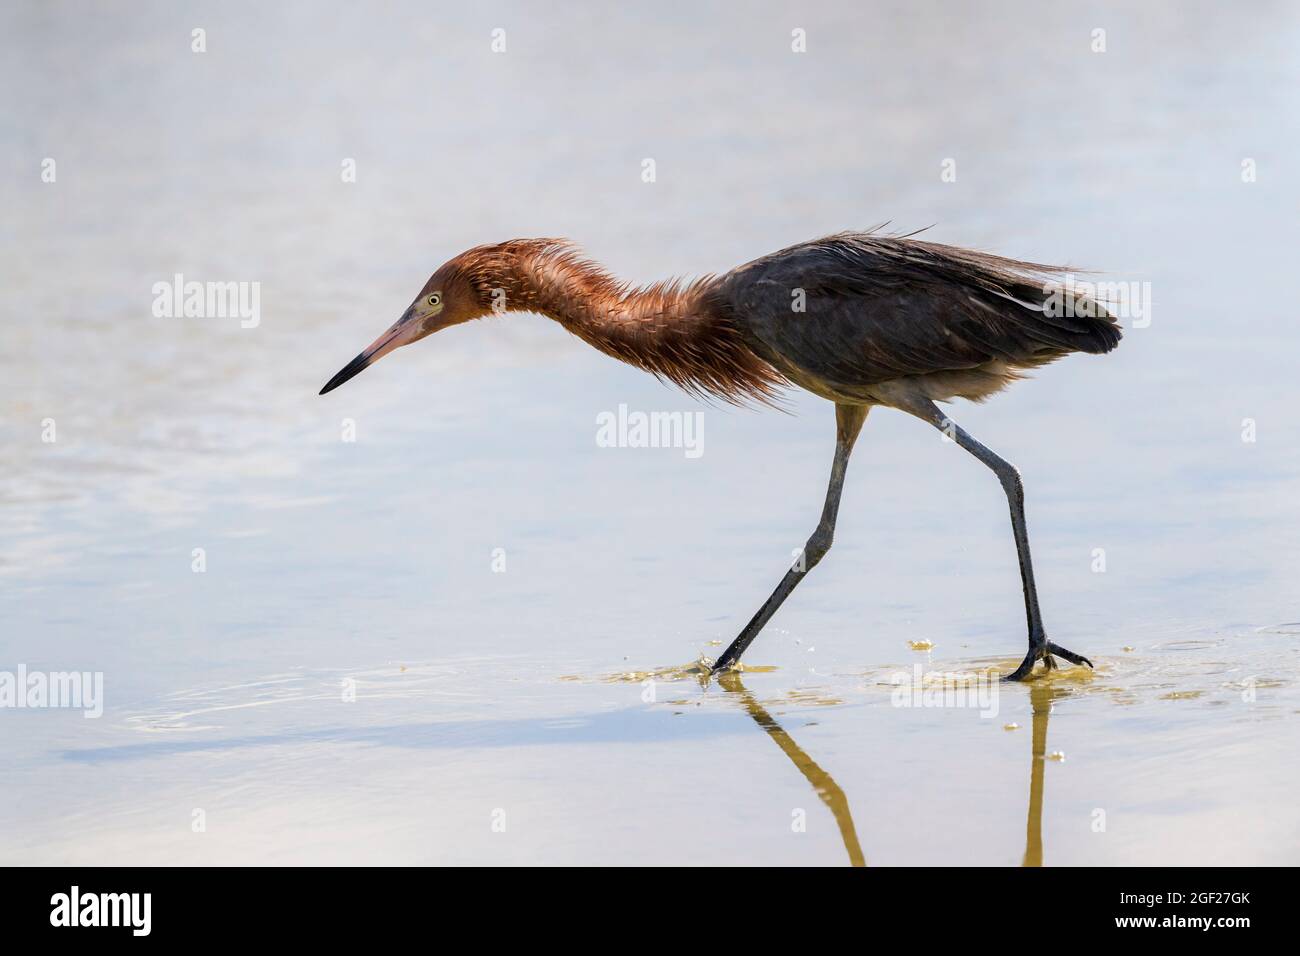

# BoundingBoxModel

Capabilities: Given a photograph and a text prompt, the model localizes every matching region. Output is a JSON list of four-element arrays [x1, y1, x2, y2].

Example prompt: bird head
[[319, 256, 487, 395]]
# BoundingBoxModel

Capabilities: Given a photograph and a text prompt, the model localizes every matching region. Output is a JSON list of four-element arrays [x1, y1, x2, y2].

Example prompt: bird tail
[[906, 238, 1124, 356], [1039, 284, 1123, 354]]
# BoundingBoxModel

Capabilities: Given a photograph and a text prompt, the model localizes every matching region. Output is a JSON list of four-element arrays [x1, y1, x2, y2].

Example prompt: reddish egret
[[320, 232, 1120, 680]]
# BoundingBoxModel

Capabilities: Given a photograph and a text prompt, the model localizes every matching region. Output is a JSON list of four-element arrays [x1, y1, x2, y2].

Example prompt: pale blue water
[[2, 0, 1298, 864]]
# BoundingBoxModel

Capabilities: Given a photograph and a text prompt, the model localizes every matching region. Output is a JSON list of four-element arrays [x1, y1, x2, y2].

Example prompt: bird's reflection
[[714, 668, 1071, 867], [717, 672, 865, 867], [1022, 679, 1068, 867]]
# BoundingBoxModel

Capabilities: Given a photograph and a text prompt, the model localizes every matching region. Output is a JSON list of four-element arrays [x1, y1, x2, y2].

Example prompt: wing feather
[[708, 232, 1121, 394]]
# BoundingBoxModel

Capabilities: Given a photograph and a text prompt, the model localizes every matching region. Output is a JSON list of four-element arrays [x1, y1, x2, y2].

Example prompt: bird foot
[[709, 655, 740, 677], [1002, 640, 1094, 682]]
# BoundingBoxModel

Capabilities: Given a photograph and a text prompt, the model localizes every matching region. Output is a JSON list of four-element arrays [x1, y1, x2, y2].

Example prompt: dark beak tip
[[318, 353, 371, 396]]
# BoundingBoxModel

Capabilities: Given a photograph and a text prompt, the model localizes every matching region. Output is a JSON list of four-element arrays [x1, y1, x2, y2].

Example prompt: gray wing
[[708, 233, 1121, 391]]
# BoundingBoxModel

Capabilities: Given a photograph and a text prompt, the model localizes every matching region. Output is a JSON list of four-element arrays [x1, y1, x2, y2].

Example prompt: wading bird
[[320, 231, 1120, 680]]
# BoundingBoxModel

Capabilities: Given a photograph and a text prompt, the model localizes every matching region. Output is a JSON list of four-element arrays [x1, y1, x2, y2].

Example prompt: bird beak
[[319, 306, 424, 395]]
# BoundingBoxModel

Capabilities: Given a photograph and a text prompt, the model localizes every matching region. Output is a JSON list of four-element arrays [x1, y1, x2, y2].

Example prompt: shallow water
[[2, 1, 1299, 865]]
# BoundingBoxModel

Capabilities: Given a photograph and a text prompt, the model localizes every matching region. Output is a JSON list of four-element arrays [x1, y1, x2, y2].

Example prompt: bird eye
[[428, 293, 441, 307]]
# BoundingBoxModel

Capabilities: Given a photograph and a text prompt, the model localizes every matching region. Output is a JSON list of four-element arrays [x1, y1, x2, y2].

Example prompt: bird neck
[[475, 240, 689, 333], [462, 239, 786, 405]]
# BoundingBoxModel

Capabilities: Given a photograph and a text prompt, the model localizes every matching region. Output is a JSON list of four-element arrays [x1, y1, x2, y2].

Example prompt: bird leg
[[902, 399, 1093, 682], [711, 404, 869, 673]]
